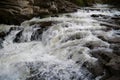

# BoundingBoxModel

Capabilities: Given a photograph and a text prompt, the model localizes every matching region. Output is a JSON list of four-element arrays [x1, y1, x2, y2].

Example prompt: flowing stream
[[0, 4, 120, 80]]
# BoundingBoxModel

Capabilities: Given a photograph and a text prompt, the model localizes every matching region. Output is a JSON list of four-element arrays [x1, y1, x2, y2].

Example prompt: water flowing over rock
[[0, 4, 120, 80]]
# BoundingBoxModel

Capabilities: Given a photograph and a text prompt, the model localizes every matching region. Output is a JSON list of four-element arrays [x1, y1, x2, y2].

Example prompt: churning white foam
[[0, 4, 120, 80]]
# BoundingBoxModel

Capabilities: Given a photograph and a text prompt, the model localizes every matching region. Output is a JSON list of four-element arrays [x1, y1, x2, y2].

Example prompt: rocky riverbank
[[0, 5, 120, 80], [0, 0, 120, 25], [0, 0, 120, 80], [0, 0, 79, 25]]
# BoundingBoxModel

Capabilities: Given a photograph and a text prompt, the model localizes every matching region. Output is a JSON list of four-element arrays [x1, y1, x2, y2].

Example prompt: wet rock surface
[[0, 31, 6, 40], [0, 0, 79, 25], [90, 8, 120, 80], [0, 5, 120, 80]]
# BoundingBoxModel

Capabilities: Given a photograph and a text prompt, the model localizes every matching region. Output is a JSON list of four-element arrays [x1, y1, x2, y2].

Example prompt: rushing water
[[0, 4, 120, 80]]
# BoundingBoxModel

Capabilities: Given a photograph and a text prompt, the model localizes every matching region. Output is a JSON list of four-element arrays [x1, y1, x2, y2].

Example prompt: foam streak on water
[[0, 4, 120, 80]]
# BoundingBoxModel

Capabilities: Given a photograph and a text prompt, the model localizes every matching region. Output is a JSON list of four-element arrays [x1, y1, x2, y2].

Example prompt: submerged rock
[[83, 61, 104, 77], [106, 56, 120, 75], [0, 31, 6, 40]]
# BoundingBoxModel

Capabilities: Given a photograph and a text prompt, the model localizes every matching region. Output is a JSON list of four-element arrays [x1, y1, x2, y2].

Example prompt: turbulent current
[[0, 4, 120, 80]]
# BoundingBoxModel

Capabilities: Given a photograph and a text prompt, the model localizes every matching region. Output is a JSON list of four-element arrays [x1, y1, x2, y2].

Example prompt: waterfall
[[0, 4, 120, 80]]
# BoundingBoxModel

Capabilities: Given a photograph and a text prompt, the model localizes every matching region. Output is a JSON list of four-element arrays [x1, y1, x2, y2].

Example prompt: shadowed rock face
[[0, 0, 79, 25], [67, 0, 95, 6], [101, 0, 120, 6]]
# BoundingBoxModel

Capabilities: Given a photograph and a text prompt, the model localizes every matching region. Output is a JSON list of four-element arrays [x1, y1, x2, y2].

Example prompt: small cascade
[[0, 4, 120, 80]]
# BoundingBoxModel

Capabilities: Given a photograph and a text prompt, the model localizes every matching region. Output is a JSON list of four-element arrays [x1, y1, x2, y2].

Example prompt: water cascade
[[0, 4, 120, 80]]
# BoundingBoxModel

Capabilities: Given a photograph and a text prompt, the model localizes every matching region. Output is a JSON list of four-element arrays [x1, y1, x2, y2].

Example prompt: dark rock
[[65, 14, 72, 17], [0, 0, 79, 25], [67, 0, 95, 6], [30, 21, 56, 41], [104, 0, 120, 7], [106, 56, 120, 76], [91, 14, 100, 17], [13, 30, 23, 43], [31, 21, 59, 30], [106, 76, 120, 80], [51, 14, 59, 17], [107, 37, 120, 43], [100, 22, 120, 30], [90, 48, 114, 64], [0, 38, 3, 49], [97, 35, 120, 44], [30, 21, 54, 27], [31, 29, 42, 41], [8, 27, 23, 33], [111, 17, 120, 20], [110, 44, 120, 56], [90, 47, 120, 80], [83, 61, 104, 77], [113, 49, 120, 56], [0, 31, 6, 39]]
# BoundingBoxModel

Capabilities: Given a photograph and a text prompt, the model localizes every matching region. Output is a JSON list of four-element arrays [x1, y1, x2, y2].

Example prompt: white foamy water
[[0, 4, 120, 80]]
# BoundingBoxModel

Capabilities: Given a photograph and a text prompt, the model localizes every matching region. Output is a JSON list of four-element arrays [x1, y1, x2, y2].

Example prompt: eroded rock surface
[[0, 0, 79, 25]]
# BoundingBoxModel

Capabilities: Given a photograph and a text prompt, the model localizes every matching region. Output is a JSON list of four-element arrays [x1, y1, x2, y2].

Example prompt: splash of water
[[0, 4, 120, 80]]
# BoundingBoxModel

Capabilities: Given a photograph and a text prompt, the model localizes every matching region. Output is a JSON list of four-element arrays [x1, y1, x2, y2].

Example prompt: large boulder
[[0, 0, 79, 25]]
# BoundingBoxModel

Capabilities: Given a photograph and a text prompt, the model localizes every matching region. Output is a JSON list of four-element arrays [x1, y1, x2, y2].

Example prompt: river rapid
[[0, 4, 120, 80]]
